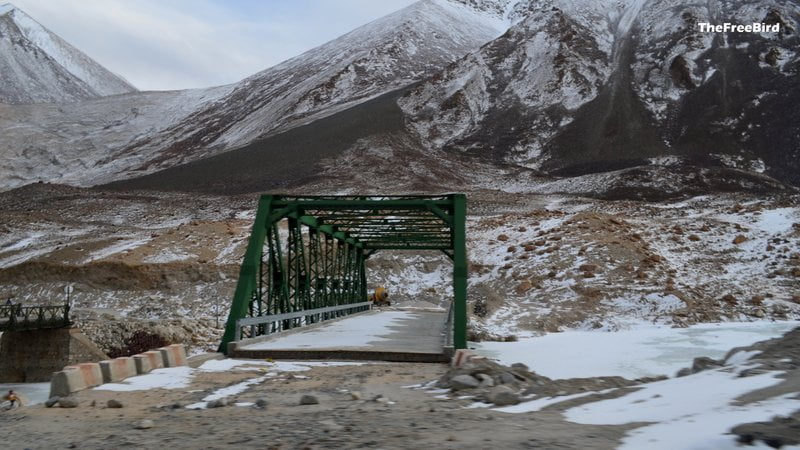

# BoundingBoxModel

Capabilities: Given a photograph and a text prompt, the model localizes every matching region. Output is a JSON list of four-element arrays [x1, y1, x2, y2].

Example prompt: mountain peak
[[0, 3, 17, 15], [0, 3, 136, 103]]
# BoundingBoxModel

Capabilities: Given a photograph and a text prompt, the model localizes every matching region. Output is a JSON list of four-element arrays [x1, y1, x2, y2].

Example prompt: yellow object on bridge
[[371, 286, 390, 306]]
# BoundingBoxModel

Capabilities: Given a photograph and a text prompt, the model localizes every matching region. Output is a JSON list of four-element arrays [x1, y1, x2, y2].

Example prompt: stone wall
[[0, 328, 108, 382]]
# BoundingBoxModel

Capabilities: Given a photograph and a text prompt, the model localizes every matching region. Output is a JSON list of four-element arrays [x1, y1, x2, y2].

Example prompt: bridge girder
[[219, 194, 468, 354]]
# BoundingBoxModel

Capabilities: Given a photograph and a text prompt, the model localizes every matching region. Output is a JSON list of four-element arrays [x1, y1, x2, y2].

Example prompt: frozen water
[[474, 321, 799, 379]]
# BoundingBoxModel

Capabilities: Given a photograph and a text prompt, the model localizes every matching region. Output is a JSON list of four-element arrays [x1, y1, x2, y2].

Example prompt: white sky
[[9, 0, 417, 91]]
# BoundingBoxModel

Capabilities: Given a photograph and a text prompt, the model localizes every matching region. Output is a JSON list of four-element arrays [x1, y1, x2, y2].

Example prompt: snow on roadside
[[474, 321, 799, 379], [185, 375, 271, 409], [95, 367, 194, 392], [563, 369, 800, 450], [95, 359, 368, 395]]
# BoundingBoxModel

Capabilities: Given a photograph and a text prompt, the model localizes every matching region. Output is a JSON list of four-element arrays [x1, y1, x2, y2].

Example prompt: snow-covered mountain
[[400, 0, 800, 187], [0, 0, 507, 190], [109, 0, 508, 172], [0, 3, 136, 103], [2, 0, 798, 194]]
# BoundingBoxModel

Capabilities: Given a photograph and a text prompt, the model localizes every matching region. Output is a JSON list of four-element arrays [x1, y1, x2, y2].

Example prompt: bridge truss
[[219, 194, 468, 353]]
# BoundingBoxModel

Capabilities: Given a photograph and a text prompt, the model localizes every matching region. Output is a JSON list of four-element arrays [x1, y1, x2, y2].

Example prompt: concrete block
[[99, 357, 137, 383], [133, 354, 153, 374], [49, 367, 84, 398], [73, 362, 104, 387], [159, 344, 187, 367], [141, 350, 164, 371], [50, 362, 103, 397], [451, 349, 477, 368]]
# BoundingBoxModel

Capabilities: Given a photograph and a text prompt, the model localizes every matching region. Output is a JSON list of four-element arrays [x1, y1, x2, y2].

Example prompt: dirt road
[[0, 362, 631, 449]]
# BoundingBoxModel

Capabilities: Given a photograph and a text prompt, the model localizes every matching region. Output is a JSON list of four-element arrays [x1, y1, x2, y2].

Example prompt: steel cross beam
[[219, 194, 469, 354]]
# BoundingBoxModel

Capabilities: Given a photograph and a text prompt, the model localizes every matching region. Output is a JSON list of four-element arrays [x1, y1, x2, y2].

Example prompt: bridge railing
[[235, 302, 371, 341], [0, 304, 71, 331]]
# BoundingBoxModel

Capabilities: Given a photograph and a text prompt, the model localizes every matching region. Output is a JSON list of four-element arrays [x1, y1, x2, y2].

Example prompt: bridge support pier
[[0, 328, 109, 382]]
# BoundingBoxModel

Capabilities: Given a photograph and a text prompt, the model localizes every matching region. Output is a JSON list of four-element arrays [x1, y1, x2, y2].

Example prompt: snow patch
[[564, 370, 800, 449], [94, 367, 194, 392]]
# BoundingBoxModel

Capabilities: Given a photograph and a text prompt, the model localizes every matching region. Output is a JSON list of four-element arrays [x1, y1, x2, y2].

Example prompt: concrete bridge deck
[[229, 309, 451, 363]]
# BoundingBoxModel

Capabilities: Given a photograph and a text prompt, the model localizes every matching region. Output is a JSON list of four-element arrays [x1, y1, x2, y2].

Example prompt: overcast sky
[[11, 0, 418, 91]]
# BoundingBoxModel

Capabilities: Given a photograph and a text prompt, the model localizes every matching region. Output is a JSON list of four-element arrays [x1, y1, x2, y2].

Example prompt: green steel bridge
[[219, 194, 468, 358]]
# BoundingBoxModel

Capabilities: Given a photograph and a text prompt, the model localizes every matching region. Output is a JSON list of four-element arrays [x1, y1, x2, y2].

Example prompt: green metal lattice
[[219, 194, 468, 354]]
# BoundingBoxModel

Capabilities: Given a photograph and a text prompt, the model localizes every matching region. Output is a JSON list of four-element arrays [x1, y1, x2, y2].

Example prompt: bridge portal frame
[[219, 194, 468, 354]]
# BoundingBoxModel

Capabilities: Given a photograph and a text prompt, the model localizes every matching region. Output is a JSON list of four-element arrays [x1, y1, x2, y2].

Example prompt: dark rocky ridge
[[103, 88, 414, 195]]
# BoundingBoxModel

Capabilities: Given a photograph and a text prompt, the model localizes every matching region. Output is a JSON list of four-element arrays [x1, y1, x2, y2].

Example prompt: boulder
[[498, 372, 517, 385], [58, 397, 79, 408], [488, 385, 520, 406], [207, 399, 227, 408], [691, 356, 723, 374], [475, 373, 494, 388], [299, 394, 319, 405], [450, 375, 481, 391]]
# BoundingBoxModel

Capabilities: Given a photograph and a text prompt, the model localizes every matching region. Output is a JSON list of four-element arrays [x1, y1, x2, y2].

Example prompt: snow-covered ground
[[474, 321, 799, 379], [563, 368, 800, 450], [454, 321, 800, 449]]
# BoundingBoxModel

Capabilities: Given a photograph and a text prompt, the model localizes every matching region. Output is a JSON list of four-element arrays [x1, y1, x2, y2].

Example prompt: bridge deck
[[229, 309, 450, 363]]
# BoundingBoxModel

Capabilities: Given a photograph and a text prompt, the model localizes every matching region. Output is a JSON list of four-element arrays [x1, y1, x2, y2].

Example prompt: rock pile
[[733, 411, 800, 448], [436, 357, 649, 407]]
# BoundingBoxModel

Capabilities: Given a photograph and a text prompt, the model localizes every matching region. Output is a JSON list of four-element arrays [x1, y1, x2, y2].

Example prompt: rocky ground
[[0, 361, 635, 449], [2, 325, 799, 449], [0, 184, 798, 352]]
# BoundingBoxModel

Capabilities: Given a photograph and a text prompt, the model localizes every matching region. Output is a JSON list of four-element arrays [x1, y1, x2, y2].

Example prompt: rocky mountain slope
[[400, 0, 800, 186], [2, 0, 798, 195], [0, 3, 135, 103], [0, 0, 506, 191], [110, 0, 800, 198]]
